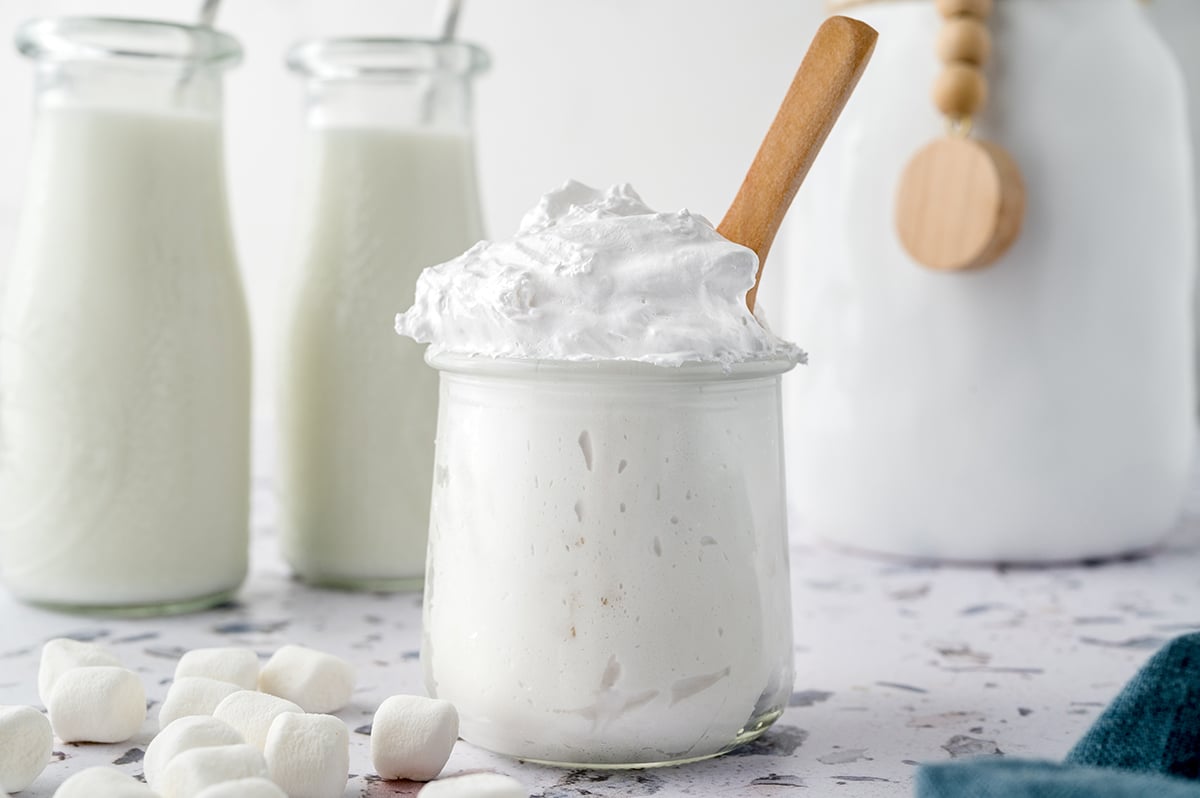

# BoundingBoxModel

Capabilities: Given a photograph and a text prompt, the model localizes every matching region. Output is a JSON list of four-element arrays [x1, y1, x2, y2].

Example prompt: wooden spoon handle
[[719, 16, 877, 311]]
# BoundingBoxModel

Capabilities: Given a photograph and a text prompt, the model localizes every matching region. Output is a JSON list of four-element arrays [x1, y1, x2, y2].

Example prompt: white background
[[0, 0, 829, 467], [0, 1, 1196, 471]]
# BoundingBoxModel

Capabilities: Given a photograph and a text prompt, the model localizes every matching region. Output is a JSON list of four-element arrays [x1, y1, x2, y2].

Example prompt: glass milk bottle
[[0, 18, 251, 613], [278, 39, 488, 589]]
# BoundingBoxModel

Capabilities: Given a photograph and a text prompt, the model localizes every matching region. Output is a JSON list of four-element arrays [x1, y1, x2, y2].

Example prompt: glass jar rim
[[286, 37, 490, 80], [426, 352, 797, 382], [15, 16, 242, 69]]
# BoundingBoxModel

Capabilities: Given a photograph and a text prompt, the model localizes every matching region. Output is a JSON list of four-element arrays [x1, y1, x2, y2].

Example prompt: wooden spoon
[[718, 16, 878, 311]]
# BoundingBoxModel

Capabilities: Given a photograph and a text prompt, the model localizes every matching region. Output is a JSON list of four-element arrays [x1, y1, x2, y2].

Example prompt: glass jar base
[[294, 573, 424, 593], [480, 707, 785, 770], [22, 586, 240, 618]]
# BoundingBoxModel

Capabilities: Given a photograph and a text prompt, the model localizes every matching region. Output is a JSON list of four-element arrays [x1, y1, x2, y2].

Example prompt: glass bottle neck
[[17, 17, 240, 118], [301, 75, 476, 133], [288, 38, 488, 134]]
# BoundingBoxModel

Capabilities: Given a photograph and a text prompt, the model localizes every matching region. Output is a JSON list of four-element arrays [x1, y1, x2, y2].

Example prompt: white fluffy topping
[[396, 181, 804, 367]]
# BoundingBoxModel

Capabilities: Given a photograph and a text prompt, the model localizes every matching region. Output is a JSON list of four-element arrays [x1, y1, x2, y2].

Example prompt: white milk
[[0, 106, 251, 608], [278, 128, 483, 587]]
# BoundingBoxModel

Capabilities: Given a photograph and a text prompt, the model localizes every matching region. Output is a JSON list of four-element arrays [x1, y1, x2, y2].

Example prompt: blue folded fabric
[[917, 759, 1200, 798], [915, 632, 1200, 797]]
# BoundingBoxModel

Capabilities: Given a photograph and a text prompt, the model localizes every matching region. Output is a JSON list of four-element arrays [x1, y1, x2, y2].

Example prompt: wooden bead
[[937, 18, 991, 66], [935, 0, 993, 19], [933, 63, 987, 119], [895, 136, 1025, 271]]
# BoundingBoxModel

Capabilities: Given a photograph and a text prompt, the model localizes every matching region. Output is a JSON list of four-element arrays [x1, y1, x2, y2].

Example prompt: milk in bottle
[[0, 18, 251, 612], [278, 39, 488, 588]]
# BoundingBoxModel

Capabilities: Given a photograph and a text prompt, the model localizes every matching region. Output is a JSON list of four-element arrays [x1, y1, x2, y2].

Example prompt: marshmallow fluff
[[396, 181, 803, 368], [54, 767, 159, 798], [174, 648, 259, 690], [47, 666, 146, 743], [212, 691, 303, 751], [158, 743, 268, 798], [258, 645, 354, 713], [402, 182, 798, 765], [144, 715, 245, 789], [371, 695, 458, 781], [0, 706, 52, 793], [37, 638, 121, 706], [159, 677, 243, 728], [264, 712, 349, 798], [419, 773, 528, 798]]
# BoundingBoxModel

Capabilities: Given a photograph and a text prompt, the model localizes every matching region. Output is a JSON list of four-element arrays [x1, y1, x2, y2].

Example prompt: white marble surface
[[3, 473, 1200, 798]]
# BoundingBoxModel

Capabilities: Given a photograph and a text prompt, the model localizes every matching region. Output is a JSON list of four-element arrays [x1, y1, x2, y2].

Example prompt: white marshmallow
[[194, 777, 286, 798], [38, 638, 120, 706], [211, 690, 303, 751], [158, 677, 242, 729], [47, 666, 145, 743], [144, 715, 244, 789], [158, 744, 268, 798], [0, 705, 53, 792], [174, 648, 259, 691], [418, 773, 528, 798], [371, 695, 459, 781], [258, 645, 355, 713], [53, 767, 158, 798], [264, 712, 348, 798]]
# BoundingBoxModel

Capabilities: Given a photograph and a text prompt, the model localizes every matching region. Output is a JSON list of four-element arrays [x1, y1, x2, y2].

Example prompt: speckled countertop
[[3, 471, 1200, 798]]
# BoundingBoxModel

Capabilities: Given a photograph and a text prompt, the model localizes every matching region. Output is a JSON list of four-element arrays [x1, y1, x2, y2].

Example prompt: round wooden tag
[[895, 136, 1025, 271]]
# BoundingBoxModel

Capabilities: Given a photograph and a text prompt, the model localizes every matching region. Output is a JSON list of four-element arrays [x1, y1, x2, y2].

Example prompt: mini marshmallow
[[212, 690, 303, 750], [47, 666, 145, 743], [54, 767, 158, 798], [371, 695, 459, 781], [144, 715, 245, 789], [418, 773, 528, 798], [158, 677, 243, 728], [0, 705, 53, 792], [158, 743, 268, 798], [194, 777, 287, 798], [258, 645, 355, 713], [264, 712, 349, 798], [174, 648, 259, 691], [38, 638, 120, 706]]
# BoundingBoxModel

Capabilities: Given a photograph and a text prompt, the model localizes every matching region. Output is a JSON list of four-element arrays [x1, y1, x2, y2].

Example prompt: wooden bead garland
[[895, 0, 1025, 271]]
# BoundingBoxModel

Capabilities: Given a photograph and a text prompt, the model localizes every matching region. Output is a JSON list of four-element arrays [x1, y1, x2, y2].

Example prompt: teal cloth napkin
[[916, 632, 1200, 797]]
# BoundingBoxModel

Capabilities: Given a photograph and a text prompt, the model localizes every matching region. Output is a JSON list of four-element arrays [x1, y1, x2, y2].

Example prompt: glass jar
[[278, 39, 488, 590], [421, 355, 796, 767], [778, 0, 1195, 562], [0, 18, 251, 613]]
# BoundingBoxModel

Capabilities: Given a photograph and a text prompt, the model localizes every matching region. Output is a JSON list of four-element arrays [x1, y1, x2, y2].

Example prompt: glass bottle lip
[[286, 37, 490, 81], [15, 16, 242, 70]]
